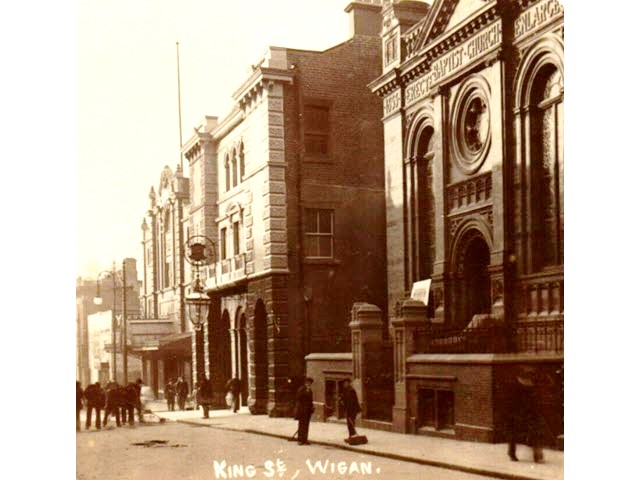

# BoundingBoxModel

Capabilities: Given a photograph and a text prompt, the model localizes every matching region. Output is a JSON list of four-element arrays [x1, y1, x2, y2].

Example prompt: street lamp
[[183, 236, 216, 387], [93, 260, 128, 384]]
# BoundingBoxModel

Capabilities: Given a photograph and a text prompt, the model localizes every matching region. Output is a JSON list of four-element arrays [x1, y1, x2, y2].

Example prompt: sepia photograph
[[74, 1, 565, 479]]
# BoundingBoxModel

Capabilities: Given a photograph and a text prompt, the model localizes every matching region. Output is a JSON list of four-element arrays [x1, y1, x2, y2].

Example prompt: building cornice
[[232, 67, 295, 108]]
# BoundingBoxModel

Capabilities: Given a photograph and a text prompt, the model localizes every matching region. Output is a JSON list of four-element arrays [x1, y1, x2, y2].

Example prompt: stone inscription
[[383, 89, 402, 116], [405, 21, 502, 106], [515, 0, 563, 40]]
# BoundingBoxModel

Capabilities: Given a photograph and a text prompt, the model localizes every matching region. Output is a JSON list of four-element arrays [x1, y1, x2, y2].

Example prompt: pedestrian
[[123, 382, 138, 426], [118, 383, 130, 425], [76, 381, 84, 432], [176, 376, 188, 410], [196, 375, 212, 419], [294, 377, 314, 445], [134, 379, 145, 423], [339, 379, 361, 439], [84, 382, 105, 430], [507, 366, 545, 463], [165, 379, 176, 412], [225, 377, 241, 413], [103, 381, 122, 428]]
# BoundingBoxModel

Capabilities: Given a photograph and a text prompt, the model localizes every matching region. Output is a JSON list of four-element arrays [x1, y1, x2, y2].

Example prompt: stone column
[[348, 303, 383, 419], [391, 299, 428, 433]]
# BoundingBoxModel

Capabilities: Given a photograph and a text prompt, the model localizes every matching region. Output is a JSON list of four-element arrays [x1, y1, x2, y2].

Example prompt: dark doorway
[[220, 310, 232, 382], [252, 300, 269, 412], [461, 235, 491, 325], [239, 313, 249, 406]]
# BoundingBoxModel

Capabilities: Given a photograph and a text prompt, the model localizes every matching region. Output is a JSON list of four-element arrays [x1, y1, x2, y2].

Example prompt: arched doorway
[[239, 313, 249, 406], [252, 299, 268, 413], [220, 310, 232, 383], [453, 229, 491, 327]]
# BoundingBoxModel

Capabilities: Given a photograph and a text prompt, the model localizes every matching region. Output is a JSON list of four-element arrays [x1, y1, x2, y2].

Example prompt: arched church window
[[239, 143, 245, 180], [531, 65, 563, 270], [415, 125, 435, 284]]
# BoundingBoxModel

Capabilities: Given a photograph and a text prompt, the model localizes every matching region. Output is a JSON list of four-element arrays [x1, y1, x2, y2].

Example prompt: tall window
[[239, 144, 245, 180], [232, 149, 238, 187], [304, 209, 334, 258], [225, 155, 230, 192], [233, 221, 240, 256], [531, 65, 563, 270], [385, 35, 398, 65], [220, 227, 227, 260], [304, 105, 329, 156]]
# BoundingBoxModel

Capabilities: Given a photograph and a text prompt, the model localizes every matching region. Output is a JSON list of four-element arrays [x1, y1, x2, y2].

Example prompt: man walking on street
[[76, 381, 83, 432], [84, 382, 105, 431], [123, 382, 138, 426], [196, 375, 212, 419], [134, 379, 145, 423], [339, 379, 361, 440], [176, 377, 188, 411], [103, 381, 122, 427], [507, 366, 545, 463], [294, 377, 314, 445], [165, 379, 176, 411], [225, 377, 241, 413], [118, 383, 130, 425]]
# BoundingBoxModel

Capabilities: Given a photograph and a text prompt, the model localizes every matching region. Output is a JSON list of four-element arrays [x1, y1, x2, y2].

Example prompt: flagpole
[[176, 41, 184, 171]]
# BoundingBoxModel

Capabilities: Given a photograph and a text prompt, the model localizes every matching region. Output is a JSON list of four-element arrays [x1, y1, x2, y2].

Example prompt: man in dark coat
[[294, 377, 314, 445], [225, 377, 241, 413], [103, 381, 122, 427], [339, 379, 361, 438], [134, 379, 145, 423], [118, 384, 130, 425], [176, 377, 188, 410], [76, 381, 83, 432], [165, 379, 176, 411], [507, 366, 544, 463], [196, 375, 213, 419], [123, 382, 138, 426], [84, 382, 105, 430]]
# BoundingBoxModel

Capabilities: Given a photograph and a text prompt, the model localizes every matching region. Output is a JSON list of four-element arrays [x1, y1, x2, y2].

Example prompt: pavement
[[146, 401, 563, 480]]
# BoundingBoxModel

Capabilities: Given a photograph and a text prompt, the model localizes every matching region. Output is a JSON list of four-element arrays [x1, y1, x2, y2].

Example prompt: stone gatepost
[[349, 303, 383, 419], [391, 299, 428, 433]]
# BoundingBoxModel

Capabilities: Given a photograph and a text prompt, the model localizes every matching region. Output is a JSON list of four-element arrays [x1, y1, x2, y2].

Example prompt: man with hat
[[507, 365, 544, 463], [294, 377, 314, 445], [339, 379, 361, 439]]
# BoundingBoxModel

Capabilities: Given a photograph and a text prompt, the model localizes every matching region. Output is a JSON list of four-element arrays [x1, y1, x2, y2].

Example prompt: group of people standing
[[76, 379, 145, 431], [162, 377, 189, 411], [164, 376, 242, 417]]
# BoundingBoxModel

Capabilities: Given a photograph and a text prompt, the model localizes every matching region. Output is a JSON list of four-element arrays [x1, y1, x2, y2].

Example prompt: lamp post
[[94, 262, 118, 382], [93, 261, 128, 384], [184, 236, 216, 388]]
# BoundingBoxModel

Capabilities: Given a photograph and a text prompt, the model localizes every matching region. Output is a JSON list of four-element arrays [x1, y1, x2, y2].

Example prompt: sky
[[77, 0, 356, 279]]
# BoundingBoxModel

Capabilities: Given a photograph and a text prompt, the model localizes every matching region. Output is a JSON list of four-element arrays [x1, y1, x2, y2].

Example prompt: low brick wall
[[305, 353, 353, 422]]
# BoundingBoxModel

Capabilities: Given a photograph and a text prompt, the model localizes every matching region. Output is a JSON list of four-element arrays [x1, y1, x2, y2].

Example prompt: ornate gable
[[414, 0, 490, 52], [158, 166, 175, 197]]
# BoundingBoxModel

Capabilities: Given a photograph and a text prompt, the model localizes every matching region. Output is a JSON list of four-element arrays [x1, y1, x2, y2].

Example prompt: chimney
[[345, 1, 383, 37]]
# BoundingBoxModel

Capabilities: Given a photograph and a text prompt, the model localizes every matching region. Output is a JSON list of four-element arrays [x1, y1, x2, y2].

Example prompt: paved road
[[77, 421, 499, 480]]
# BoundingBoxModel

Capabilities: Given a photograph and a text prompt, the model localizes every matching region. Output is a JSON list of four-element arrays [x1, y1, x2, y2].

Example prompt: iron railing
[[413, 319, 563, 355]]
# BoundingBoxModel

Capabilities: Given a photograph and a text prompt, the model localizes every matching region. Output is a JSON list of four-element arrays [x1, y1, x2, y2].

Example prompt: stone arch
[[449, 219, 493, 327], [404, 109, 437, 288], [514, 34, 564, 110]]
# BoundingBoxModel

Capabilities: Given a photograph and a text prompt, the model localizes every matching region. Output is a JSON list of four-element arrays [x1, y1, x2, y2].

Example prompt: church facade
[[365, 0, 564, 443]]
